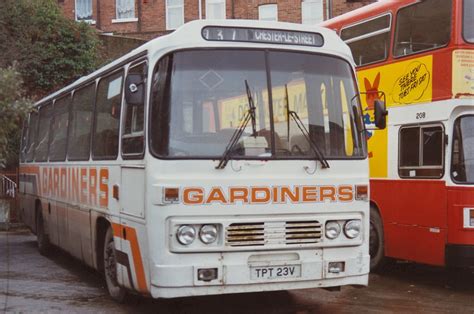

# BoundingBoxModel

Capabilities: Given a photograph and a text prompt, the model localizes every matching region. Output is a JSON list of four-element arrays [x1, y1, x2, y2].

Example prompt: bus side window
[[20, 119, 28, 163], [122, 61, 147, 157], [399, 124, 444, 178], [49, 95, 71, 162], [25, 112, 38, 162], [393, 0, 451, 57], [93, 70, 124, 160], [68, 83, 95, 161], [340, 14, 391, 67], [35, 103, 54, 162]]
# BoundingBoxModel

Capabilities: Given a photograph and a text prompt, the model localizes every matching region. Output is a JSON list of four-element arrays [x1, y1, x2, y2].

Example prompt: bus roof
[[32, 19, 353, 108]]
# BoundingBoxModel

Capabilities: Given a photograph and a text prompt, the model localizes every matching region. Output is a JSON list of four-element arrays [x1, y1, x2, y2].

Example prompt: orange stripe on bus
[[112, 223, 148, 293]]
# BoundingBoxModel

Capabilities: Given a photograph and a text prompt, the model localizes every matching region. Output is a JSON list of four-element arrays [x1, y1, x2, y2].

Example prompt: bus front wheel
[[369, 206, 385, 271], [103, 227, 127, 302]]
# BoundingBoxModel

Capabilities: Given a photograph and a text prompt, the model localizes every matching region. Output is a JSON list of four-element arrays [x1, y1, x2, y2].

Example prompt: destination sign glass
[[202, 26, 324, 47]]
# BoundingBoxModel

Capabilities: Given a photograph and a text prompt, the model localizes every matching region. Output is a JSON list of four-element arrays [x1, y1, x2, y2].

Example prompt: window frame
[[49, 93, 72, 162], [148, 47, 367, 161], [20, 118, 29, 163], [392, 0, 452, 59], [66, 82, 96, 162], [301, 0, 324, 25], [340, 13, 392, 67], [92, 68, 125, 161], [34, 102, 55, 163], [25, 111, 39, 163], [75, 0, 95, 23], [121, 58, 148, 160], [114, 0, 137, 22], [206, 0, 226, 20], [463, 0, 474, 44], [398, 123, 445, 179], [451, 114, 474, 185], [166, 0, 185, 30], [258, 4, 278, 22]]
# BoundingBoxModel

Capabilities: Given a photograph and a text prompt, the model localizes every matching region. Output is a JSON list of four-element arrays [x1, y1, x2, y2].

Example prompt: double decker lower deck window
[[399, 125, 444, 178]]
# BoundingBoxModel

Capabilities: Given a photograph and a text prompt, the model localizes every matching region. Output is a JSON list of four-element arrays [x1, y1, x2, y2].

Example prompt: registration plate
[[250, 265, 301, 280]]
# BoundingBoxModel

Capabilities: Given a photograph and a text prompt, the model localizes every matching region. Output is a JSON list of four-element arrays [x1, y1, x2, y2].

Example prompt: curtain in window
[[117, 0, 135, 19], [301, 0, 323, 25], [206, 0, 226, 20], [76, 0, 92, 20], [258, 4, 278, 21]]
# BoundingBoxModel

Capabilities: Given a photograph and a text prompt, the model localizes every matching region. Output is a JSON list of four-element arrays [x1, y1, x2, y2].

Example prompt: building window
[[75, 0, 93, 21], [259, 4, 278, 21], [206, 0, 226, 20], [399, 124, 444, 178], [166, 0, 185, 30], [116, 0, 136, 20], [301, 0, 323, 25]]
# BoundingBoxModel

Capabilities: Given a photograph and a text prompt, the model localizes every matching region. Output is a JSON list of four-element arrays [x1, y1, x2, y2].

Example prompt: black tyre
[[103, 227, 128, 302], [36, 207, 52, 256], [369, 206, 385, 271]]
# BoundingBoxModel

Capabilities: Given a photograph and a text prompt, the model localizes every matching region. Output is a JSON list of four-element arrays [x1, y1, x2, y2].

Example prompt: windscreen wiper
[[285, 84, 330, 169], [215, 80, 258, 170]]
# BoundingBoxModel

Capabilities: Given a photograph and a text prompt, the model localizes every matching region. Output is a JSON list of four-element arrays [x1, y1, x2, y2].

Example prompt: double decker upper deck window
[[394, 0, 451, 57], [340, 14, 391, 67]]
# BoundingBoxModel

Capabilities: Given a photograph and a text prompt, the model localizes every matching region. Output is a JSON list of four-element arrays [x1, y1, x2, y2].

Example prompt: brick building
[[59, 0, 375, 39]]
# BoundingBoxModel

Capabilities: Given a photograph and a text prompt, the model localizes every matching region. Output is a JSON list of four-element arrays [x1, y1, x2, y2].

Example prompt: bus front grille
[[226, 220, 322, 247]]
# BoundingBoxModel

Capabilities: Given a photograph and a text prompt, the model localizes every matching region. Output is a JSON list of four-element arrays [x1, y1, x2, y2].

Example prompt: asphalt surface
[[1, 230, 473, 313]]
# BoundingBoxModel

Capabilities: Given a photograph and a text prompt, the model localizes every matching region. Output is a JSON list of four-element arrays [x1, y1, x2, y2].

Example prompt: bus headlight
[[344, 220, 361, 239], [177, 225, 196, 245], [325, 221, 341, 239], [199, 224, 218, 244]]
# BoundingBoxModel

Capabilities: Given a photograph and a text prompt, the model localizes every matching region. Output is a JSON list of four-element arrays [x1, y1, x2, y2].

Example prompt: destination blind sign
[[202, 27, 324, 47]]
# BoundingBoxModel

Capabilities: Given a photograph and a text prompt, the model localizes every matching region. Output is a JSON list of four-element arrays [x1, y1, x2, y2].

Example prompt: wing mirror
[[125, 74, 145, 106], [374, 99, 388, 130]]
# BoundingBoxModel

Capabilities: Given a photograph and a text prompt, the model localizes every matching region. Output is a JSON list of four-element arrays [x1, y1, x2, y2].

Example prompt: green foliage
[[0, 0, 102, 168], [0, 0, 102, 98], [0, 66, 32, 169]]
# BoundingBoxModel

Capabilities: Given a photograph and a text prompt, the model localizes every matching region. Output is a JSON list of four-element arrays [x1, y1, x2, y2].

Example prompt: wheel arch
[[96, 216, 112, 272]]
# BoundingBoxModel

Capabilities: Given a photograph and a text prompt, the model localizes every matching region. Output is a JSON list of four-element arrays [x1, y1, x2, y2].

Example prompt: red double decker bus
[[323, 0, 474, 269]]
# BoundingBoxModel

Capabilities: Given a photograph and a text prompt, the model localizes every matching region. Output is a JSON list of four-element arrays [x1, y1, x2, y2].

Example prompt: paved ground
[[1, 230, 473, 313]]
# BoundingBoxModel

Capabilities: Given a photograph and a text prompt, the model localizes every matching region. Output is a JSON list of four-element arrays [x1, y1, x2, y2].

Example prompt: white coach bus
[[18, 20, 385, 301]]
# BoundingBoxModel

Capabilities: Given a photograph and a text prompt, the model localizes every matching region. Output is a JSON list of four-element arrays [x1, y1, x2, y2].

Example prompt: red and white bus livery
[[323, 0, 474, 269]]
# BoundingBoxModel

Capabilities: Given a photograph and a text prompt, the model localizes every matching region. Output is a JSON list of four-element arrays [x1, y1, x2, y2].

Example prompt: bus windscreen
[[150, 49, 365, 160]]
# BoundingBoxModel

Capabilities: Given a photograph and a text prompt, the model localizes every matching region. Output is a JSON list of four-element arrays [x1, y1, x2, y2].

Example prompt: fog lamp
[[328, 262, 345, 274], [198, 268, 218, 282]]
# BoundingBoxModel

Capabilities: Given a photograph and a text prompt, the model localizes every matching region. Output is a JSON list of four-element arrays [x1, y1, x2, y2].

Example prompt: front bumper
[[149, 250, 370, 298]]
